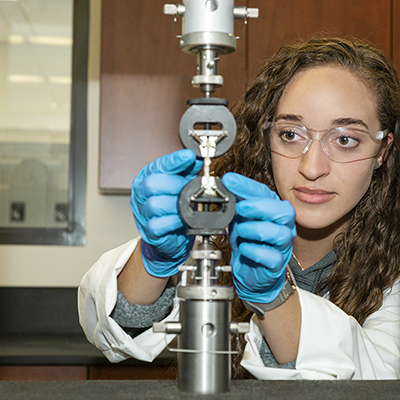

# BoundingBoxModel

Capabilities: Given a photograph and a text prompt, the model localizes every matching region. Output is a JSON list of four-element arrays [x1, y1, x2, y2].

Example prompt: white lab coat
[[78, 237, 400, 379]]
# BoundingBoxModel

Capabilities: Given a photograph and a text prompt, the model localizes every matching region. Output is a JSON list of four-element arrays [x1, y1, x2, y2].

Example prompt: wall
[[0, 0, 139, 287]]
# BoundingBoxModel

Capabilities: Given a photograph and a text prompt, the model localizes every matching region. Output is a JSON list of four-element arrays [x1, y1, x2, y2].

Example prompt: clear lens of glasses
[[268, 122, 386, 163]]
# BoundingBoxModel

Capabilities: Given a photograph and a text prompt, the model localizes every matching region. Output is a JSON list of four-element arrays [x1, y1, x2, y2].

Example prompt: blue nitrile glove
[[222, 172, 296, 303], [131, 149, 203, 277]]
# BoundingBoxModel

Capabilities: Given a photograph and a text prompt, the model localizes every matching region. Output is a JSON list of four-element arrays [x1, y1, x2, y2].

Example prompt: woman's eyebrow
[[275, 114, 303, 122], [331, 117, 369, 129], [275, 115, 370, 130]]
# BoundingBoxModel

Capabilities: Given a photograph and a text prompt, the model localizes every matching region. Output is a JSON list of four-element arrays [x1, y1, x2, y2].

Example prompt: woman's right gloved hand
[[222, 173, 296, 304], [130, 149, 203, 278]]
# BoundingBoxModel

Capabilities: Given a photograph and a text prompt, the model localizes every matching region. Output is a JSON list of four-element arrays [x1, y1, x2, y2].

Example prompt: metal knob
[[163, 3, 185, 16], [233, 6, 259, 19]]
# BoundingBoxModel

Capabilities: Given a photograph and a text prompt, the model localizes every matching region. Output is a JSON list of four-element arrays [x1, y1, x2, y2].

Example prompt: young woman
[[78, 37, 400, 379]]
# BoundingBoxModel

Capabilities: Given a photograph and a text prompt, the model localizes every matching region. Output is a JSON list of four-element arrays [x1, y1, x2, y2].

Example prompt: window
[[0, 0, 88, 245]]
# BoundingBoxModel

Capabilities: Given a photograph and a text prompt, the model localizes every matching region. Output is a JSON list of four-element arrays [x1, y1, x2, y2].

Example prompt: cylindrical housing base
[[181, 0, 236, 54], [183, 0, 234, 36], [178, 299, 231, 394]]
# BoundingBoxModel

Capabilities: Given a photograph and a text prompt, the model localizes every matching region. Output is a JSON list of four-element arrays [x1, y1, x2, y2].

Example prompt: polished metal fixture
[[154, 1, 258, 394]]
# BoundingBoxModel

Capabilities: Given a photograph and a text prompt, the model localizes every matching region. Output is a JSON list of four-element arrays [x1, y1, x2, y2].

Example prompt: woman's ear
[[376, 132, 394, 168]]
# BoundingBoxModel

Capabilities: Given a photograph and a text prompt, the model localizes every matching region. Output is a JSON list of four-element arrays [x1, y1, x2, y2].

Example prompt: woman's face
[[272, 66, 386, 232]]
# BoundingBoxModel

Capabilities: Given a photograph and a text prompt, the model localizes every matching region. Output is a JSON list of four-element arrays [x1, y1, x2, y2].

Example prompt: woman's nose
[[298, 139, 331, 181]]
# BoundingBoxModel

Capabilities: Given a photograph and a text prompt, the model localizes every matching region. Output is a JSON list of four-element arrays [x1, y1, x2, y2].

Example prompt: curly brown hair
[[213, 36, 400, 378]]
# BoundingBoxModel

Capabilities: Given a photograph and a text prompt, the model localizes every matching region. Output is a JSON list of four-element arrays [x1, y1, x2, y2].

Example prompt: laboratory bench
[[0, 287, 176, 380], [0, 333, 176, 380], [0, 379, 399, 400], [0, 287, 398, 400]]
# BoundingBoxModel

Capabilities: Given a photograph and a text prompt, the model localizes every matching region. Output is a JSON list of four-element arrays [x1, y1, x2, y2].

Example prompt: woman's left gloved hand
[[222, 172, 297, 304]]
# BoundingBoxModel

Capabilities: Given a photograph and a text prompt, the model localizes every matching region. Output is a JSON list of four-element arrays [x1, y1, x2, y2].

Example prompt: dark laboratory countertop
[[0, 287, 176, 367], [0, 379, 399, 400], [0, 333, 175, 366]]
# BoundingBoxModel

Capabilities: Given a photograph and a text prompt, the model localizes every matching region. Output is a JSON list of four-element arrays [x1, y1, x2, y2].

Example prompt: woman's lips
[[294, 187, 336, 204]]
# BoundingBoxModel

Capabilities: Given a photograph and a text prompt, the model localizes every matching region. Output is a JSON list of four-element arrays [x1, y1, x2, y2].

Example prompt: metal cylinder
[[180, 0, 236, 54], [198, 49, 219, 77], [178, 299, 232, 394], [183, 0, 234, 36]]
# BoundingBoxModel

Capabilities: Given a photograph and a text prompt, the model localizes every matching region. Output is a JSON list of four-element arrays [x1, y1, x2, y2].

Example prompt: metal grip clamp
[[179, 97, 236, 236], [179, 98, 236, 159]]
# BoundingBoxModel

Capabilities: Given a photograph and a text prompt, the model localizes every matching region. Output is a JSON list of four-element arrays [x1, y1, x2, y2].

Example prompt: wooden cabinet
[[247, 0, 399, 81], [88, 365, 176, 380], [99, 0, 246, 193], [99, 0, 399, 193], [0, 366, 87, 381], [0, 365, 175, 381]]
